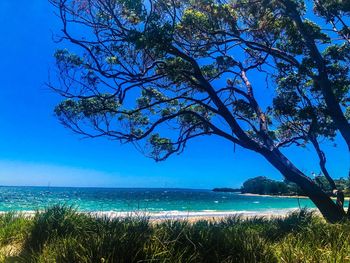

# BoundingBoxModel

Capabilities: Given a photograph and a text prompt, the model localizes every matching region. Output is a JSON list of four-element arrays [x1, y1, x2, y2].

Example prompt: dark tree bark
[[309, 137, 336, 190], [262, 148, 346, 223], [284, 0, 350, 151], [282, 0, 350, 217], [50, 0, 350, 223], [310, 137, 345, 209]]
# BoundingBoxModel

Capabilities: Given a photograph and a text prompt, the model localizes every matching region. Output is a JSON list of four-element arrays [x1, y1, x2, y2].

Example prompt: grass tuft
[[1, 206, 350, 262]]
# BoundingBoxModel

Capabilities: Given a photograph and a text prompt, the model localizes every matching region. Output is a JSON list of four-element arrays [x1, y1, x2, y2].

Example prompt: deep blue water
[[0, 186, 316, 213]]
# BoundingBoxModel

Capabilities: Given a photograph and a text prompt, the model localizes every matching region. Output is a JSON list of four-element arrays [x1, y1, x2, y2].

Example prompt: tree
[[50, 0, 350, 222], [241, 176, 290, 195]]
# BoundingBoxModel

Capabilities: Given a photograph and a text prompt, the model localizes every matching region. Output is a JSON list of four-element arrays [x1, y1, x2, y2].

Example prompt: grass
[[0, 206, 349, 262]]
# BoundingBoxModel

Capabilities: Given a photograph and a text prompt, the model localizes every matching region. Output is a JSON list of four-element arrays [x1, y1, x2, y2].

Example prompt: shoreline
[[2, 208, 310, 222], [113, 208, 311, 222], [239, 193, 309, 199], [239, 193, 350, 201]]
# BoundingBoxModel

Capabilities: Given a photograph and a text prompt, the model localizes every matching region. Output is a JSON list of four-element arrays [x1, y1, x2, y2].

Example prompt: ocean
[[0, 186, 316, 217]]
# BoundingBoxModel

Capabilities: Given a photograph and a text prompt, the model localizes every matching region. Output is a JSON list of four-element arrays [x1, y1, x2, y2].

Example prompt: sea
[[0, 186, 317, 218]]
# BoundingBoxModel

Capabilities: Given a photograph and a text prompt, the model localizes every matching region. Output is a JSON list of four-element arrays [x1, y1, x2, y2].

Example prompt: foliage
[[23, 205, 152, 262], [241, 176, 350, 196], [0, 212, 31, 246], [2, 206, 350, 262], [49, 0, 350, 221], [50, 0, 350, 158], [242, 176, 292, 195]]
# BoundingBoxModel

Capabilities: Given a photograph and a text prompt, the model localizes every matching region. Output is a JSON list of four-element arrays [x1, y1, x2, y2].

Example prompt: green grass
[[0, 206, 350, 262]]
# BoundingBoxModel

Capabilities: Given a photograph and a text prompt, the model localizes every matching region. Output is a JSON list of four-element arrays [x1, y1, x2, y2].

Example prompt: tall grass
[[1, 206, 350, 262]]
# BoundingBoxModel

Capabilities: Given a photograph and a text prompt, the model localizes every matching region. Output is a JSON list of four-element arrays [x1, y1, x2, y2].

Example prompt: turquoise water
[[0, 186, 316, 213]]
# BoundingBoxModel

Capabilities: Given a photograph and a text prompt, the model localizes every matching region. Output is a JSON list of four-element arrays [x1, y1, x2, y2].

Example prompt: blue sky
[[0, 0, 348, 189]]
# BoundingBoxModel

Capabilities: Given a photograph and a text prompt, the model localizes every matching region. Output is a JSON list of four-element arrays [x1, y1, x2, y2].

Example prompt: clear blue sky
[[0, 0, 348, 189]]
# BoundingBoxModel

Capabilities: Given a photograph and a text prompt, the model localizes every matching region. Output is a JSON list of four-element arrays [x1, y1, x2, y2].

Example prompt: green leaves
[[118, 0, 146, 23], [176, 1, 238, 41], [273, 91, 300, 116], [124, 24, 174, 59], [148, 134, 174, 160], [52, 0, 350, 162], [105, 56, 119, 65], [55, 94, 120, 119], [233, 99, 257, 120], [314, 0, 350, 17], [324, 44, 350, 61], [182, 9, 209, 27], [54, 49, 83, 67], [216, 56, 237, 70], [158, 57, 195, 87], [303, 20, 330, 43]]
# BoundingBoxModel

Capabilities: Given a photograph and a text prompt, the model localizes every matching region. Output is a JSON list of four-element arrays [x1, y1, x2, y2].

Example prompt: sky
[[0, 0, 348, 189]]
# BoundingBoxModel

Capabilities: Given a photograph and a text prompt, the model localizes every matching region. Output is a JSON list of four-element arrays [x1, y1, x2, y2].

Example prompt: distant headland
[[212, 187, 241, 193], [213, 176, 350, 197]]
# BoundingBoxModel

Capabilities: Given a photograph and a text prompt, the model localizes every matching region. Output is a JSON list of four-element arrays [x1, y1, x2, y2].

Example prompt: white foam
[[85, 208, 303, 220], [0, 208, 310, 220]]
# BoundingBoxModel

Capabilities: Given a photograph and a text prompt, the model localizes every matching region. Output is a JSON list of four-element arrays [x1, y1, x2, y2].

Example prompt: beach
[[88, 208, 306, 223], [239, 193, 309, 198]]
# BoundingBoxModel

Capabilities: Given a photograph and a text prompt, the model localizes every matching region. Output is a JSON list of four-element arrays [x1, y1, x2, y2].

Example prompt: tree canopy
[[242, 176, 291, 195], [50, 0, 350, 222]]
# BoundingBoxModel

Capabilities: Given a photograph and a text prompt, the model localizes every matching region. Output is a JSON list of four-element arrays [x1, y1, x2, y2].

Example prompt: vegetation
[[241, 176, 300, 196], [49, 0, 350, 222], [1, 205, 350, 262], [240, 176, 350, 197]]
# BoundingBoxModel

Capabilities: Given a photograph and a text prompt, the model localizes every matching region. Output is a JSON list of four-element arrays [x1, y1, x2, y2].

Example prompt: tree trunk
[[317, 76, 350, 151], [284, 1, 350, 151], [262, 148, 346, 223]]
